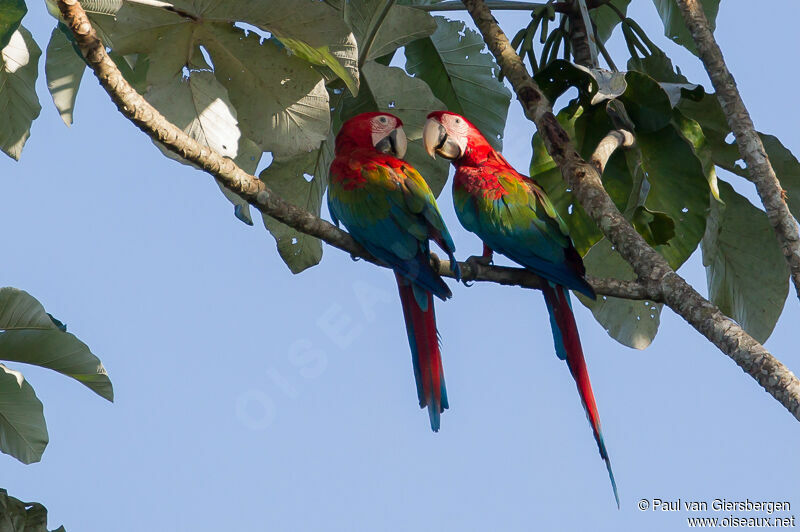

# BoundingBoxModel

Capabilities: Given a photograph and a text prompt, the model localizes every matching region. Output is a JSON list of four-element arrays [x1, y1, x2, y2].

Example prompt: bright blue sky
[[3, 2, 799, 531]]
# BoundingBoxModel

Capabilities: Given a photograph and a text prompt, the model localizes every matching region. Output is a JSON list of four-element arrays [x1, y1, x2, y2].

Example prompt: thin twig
[[675, 0, 800, 301]]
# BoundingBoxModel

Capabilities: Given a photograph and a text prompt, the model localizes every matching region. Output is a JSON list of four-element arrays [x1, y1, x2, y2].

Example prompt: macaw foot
[[461, 254, 493, 287], [466, 254, 493, 267]]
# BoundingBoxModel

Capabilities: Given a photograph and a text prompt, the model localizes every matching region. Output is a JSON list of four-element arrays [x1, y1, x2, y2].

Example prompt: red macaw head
[[423, 111, 492, 164], [335, 112, 408, 159]]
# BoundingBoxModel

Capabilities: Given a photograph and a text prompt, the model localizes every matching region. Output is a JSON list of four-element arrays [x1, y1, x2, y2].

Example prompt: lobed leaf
[[702, 181, 789, 343], [577, 240, 663, 350], [405, 16, 511, 150], [260, 147, 333, 273]]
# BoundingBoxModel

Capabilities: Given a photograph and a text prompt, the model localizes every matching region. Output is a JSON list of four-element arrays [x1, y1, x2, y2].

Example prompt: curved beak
[[374, 126, 408, 159], [423, 118, 463, 160]]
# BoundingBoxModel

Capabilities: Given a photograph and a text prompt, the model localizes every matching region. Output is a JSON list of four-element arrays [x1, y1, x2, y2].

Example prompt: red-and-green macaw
[[328, 112, 460, 432], [423, 111, 618, 505]]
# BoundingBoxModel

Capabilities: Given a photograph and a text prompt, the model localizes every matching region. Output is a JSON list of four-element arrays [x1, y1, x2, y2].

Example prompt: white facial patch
[[370, 114, 396, 147], [441, 114, 469, 155]]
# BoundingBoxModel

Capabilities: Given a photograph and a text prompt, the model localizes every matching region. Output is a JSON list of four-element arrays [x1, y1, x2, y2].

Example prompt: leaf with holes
[[89, 2, 336, 156], [635, 120, 708, 269], [679, 93, 800, 219], [651, 0, 719, 56], [45, 24, 86, 126], [577, 239, 663, 349], [0, 26, 41, 161], [0, 364, 47, 464], [405, 16, 511, 150], [702, 181, 789, 343], [343, 0, 437, 61], [260, 147, 333, 273], [144, 64, 264, 226]]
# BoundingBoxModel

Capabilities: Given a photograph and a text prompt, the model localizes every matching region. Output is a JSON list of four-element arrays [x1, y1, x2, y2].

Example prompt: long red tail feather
[[542, 283, 619, 507], [396, 273, 447, 431]]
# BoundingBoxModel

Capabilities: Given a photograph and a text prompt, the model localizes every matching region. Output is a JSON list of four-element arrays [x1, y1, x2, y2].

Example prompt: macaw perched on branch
[[423, 111, 619, 505], [328, 112, 460, 432]]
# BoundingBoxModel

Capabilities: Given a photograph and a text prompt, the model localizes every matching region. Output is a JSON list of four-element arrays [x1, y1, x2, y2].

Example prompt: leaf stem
[[575, 0, 599, 67], [359, 0, 397, 67]]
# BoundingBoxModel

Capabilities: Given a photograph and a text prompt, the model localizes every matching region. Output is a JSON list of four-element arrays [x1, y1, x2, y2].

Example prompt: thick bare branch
[[460, 0, 800, 421], [53, 0, 652, 304], [590, 130, 634, 174], [675, 0, 800, 301]]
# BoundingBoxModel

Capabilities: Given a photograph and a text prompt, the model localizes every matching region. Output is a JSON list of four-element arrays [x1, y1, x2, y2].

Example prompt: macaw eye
[[379, 116, 388, 124], [455, 118, 461, 123]]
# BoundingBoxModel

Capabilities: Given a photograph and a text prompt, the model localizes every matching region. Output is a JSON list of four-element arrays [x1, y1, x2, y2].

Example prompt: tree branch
[[460, 0, 800, 421], [674, 0, 800, 302], [53, 0, 654, 306], [590, 130, 634, 174]]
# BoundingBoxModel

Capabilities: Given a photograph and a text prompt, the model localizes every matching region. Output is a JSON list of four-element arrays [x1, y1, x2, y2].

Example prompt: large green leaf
[[45, 24, 86, 126], [0, 26, 41, 160], [577, 240, 663, 349], [277, 36, 359, 97], [618, 71, 672, 132], [405, 16, 511, 150], [0, 0, 25, 50], [702, 181, 789, 343], [651, 0, 719, 56], [0, 364, 47, 464], [340, 61, 450, 195], [678, 93, 800, 222], [591, 0, 631, 44], [672, 107, 720, 201], [0, 288, 113, 402], [344, 0, 437, 61], [197, 27, 329, 157], [90, 2, 336, 156], [260, 147, 333, 273], [0, 489, 65, 531], [635, 119, 708, 270], [202, 0, 358, 85], [147, 68, 241, 162]]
